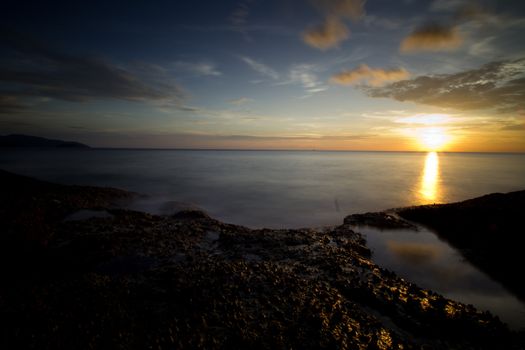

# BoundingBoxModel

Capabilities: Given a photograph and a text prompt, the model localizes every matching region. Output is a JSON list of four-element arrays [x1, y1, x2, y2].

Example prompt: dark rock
[[345, 212, 417, 230], [172, 209, 211, 220]]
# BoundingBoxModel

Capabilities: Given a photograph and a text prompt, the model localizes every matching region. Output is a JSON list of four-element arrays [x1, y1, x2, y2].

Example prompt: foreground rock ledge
[[0, 170, 523, 349]]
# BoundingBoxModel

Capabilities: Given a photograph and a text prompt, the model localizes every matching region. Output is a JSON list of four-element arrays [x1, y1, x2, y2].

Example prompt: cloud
[[240, 56, 280, 80], [402, 1, 517, 54], [468, 35, 496, 57], [312, 0, 367, 20], [229, 0, 255, 39], [366, 58, 525, 113], [400, 23, 463, 53], [0, 95, 27, 114], [362, 15, 402, 30], [0, 28, 185, 108], [430, 0, 468, 12], [289, 64, 328, 94], [194, 133, 374, 142], [228, 97, 253, 105], [172, 61, 222, 76], [302, 17, 350, 50], [304, 0, 366, 50], [230, 1, 251, 27], [430, 0, 489, 22], [79, 131, 377, 149], [271, 64, 327, 97], [331, 64, 410, 87], [500, 123, 525, 131], [176, 105, 201, 112], [394, 113, 453, 125]]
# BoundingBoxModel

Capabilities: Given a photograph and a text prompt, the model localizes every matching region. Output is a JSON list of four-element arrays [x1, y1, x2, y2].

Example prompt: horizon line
[[88, 147, 525, 155]]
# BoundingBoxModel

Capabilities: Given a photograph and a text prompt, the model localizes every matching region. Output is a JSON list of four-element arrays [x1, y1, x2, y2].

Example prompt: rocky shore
[[1, 170, 523, 349]]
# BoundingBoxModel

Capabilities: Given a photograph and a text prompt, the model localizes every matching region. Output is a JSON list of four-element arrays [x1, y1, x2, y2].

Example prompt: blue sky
[[1, 0, 525, 151]]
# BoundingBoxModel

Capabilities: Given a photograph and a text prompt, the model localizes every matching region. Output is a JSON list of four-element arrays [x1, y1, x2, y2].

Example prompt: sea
[[1, 149, 524, 228], [2, 148, 525, 328]]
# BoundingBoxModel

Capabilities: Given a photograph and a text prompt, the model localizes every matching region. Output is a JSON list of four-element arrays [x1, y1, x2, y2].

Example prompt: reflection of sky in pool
[[358, 224, 525, 330]]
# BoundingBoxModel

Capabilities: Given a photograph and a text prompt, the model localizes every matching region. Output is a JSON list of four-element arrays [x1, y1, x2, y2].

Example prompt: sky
[[1, 0, 525, 151]]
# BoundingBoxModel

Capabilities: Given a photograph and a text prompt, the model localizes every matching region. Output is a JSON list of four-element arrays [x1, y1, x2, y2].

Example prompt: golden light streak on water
[[419, 151, 440, 202]]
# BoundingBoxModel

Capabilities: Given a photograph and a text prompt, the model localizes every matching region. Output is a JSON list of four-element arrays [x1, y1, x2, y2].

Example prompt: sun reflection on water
[[419, 151, 440, 202]]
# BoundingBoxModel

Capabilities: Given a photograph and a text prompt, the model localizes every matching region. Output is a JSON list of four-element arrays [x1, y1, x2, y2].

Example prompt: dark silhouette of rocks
[[0, 134, 90, 148]]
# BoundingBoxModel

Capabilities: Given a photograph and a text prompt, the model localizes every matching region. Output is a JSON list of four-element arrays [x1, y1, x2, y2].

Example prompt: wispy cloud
[[366, 58, 525, 113], [239, 57, 328, 96], [176, 105, 202, 112], [468, 36, 496, 57], [289, 64, 328, 95], [172, 61, 222, 76], [228, 97, 253, 105], [210, 133, 373, 141], [240, 56, 280, 80], [82, 131, 377, 149], [229, 0, 255, 40], [331, 64, 410, 87]]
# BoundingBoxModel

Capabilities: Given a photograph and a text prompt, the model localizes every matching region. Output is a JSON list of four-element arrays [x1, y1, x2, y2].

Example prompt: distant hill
[[0, 134, 90, 148]]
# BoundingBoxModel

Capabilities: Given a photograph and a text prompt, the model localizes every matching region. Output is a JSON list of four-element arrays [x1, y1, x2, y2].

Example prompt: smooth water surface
[[359, 224, 525, 330], [1, 149, 524, 228]]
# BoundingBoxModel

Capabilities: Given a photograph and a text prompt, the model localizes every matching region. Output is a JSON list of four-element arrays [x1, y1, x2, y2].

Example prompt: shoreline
[[1, 169, 524, 349]]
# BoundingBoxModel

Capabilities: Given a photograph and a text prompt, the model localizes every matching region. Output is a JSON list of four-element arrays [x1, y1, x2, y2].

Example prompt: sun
[[418, 128, 450, 151]]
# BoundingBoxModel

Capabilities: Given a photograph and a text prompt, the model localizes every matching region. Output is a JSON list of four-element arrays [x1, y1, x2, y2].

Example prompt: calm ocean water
[[1, 149, 524, 228], [3, 148, 525, 328]]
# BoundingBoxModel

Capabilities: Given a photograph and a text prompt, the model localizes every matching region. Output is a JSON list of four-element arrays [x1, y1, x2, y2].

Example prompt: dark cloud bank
[[366, 58, 525, 113], [0, 28, 184, 113]]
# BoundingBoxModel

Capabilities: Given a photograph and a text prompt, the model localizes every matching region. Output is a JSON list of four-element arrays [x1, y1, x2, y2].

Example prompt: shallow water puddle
[[354, 224, 525, 330]]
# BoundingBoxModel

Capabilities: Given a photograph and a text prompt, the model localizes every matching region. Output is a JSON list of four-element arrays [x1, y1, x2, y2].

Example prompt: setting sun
[[418, 128, 450, 151]]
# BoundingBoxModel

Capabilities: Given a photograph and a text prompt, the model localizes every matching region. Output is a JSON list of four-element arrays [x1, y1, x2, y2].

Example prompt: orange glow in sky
[[418, 128, 451, 151], [2, 2, 525, 152]]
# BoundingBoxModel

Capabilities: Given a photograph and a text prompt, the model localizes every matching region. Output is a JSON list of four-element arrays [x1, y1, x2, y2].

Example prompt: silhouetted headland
[[0, 169, 523, 349], [0, 134, 90, 148]]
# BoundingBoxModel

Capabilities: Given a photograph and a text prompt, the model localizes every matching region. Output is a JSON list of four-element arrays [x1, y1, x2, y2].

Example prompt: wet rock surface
[[345, 212, 418, 230], [1, 170, 523, 349]]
